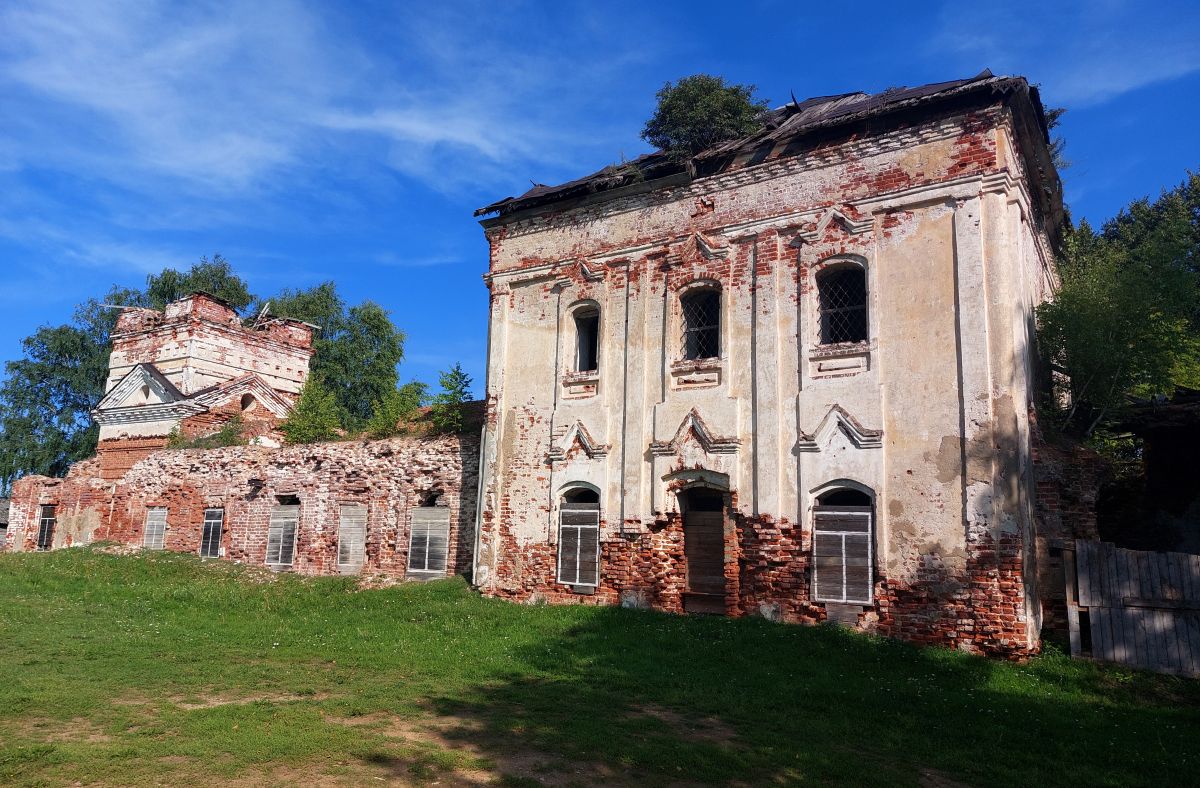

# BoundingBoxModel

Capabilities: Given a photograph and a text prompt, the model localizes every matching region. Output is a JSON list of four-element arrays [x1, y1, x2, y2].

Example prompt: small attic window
[[240, 393, 257, 412], [140, 384, 151, 403]]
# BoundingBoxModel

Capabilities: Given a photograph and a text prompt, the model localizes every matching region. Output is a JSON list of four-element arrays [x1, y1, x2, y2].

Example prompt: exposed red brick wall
[[97, 438, 170, 480], [1029, 412, 1107, 641], [8, 434, 478, 580], [481, 510, 1037, 658]]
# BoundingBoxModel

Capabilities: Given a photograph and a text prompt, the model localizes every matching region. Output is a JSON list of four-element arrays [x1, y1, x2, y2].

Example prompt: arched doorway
[[679, 487, 727, 614]]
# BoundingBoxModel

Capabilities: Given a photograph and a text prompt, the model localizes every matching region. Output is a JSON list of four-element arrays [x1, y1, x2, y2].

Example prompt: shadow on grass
[[421, 606, 1200, 787]]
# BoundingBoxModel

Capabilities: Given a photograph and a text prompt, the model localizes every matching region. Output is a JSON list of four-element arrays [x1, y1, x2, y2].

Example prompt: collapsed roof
[[476, 70, 1063, 238]]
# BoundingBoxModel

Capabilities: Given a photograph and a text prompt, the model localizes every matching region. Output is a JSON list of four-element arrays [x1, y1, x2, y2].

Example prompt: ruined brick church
[[7, 72, 1075, 657]]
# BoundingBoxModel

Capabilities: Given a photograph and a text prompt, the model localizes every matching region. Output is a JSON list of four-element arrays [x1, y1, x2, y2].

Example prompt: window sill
[[562, 370, 599, 398], [670, 356, 722, 389], [809, 342, 871, 378]]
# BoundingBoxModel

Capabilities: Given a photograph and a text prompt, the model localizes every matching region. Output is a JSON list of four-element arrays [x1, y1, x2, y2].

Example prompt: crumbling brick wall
[[1030, 414, 1107, 641], [6, 433, 479, 580]]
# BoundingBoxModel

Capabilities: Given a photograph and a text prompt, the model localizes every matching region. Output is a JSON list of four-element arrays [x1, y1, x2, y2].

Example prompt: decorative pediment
[[693, 231, 730, 260], [96, 364, 186, 411], [547, 420, 609, 463], [796, 206, 873, 243], [649, 408, 739, 456], [191, 374, 294, 419], [796, 405, 883, 452], [577, 260, 605, 282]]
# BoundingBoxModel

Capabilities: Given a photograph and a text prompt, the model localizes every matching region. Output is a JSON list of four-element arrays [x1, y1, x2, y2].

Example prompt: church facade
[[471, 73, 1064, 656]]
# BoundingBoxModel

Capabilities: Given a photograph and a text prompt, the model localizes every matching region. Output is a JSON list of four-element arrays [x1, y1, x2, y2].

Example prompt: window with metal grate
[[266, 503, 299, 566], [144, 507, 167, 550], [817, 267, 867, 344], [408, 505, 450, 573], [200, 508, 224, 558], [338, 503, 367, 571], [558, 502, 600, 587], [812, 503, 873, 604], [36, 505, 56, 551], [681, 289, 720, 360]]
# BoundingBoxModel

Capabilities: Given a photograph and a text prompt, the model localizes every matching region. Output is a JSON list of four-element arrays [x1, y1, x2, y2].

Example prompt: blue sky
[[2, 0, 1198, 395]]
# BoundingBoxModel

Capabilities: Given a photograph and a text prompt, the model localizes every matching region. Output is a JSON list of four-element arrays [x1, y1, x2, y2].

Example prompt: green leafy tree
[[280, 377, 343, 444], [144, 254, 254, 311], [641, 74, 768, 160], [430, 363, 473, 434], [365, 381, 429, 439], [260, 284, 406, 430], [1038, 174, 1200, 437]]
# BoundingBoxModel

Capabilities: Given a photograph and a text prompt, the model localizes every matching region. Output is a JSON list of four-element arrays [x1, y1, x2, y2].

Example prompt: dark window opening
[[681, 289, 720, 360], [818, 267, 868, 344], [562, 487, 599, 505], [36, 505, 56, 551], [575, 309, 599, 373], [200, 508, 224, 558], [816, 488, 872, 507]]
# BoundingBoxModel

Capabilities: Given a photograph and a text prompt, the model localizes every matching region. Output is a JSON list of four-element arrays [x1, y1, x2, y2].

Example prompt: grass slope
[[1, 547, 1198, 786]]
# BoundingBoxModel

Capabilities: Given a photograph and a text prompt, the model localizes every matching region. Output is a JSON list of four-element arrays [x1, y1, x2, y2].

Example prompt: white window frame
[[812, 506, 873, 604], [266, 503, 299, 567], [144, 507, 167, 550], [557, 503, 601, 587], [407, 506, 450, 574], [199, 508, 224, 558], [337, 503, 367, 571], [36, 505, 56, 551]]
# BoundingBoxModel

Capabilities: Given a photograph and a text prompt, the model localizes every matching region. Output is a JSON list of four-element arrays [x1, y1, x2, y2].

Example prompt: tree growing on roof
[[365, 381, 429, 439], [641, 74, 769, 161], [280, 376, 342, 444], [430, 363, 472, 434]]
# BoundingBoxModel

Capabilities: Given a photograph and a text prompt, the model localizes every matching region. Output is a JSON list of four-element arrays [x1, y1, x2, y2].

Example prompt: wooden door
[[684, 510, 726, 612]]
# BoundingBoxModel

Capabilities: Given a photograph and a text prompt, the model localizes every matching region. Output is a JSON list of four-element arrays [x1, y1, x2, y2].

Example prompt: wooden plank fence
[[1067, 540, 1200, 676]]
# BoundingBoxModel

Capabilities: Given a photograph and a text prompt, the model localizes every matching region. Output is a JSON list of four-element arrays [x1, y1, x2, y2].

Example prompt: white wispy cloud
[[931, 1, 1200, 108]]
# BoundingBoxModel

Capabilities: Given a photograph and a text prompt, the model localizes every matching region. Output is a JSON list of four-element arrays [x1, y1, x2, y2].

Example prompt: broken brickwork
[[7, 433, 478, 580], [93, 292, 314, 476], [474, 74, 1065, 657]]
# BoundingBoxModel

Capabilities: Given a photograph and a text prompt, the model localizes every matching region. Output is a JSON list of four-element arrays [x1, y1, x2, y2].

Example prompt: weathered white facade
[[473, 74, 1063, 655]]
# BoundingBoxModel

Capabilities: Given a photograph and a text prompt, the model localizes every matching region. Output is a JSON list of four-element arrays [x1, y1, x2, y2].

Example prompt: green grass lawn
[[1, 547, 1198, 786]]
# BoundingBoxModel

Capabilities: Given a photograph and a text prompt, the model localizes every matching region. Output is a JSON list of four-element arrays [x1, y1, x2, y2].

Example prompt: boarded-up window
[[557, 503, 600, 587], [408, 506, 450, 573], [200, 508, 223, 558], [813, 504, 873, 604], [36, 505, 56, 551], [144, 507, 167, 550], [266, 503, 299, 566], [338, 503, 367, 572]]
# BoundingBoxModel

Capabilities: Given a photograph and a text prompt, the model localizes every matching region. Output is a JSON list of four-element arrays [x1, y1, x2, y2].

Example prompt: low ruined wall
[[7, 433, 479, 580]]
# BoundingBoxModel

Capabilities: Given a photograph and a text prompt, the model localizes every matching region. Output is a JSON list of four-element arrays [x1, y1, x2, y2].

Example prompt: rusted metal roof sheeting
[[476, 70, 1053, 219]]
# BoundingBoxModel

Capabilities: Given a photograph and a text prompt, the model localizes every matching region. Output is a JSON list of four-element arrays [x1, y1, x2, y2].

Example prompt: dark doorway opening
[[680, 488, 727, 614]]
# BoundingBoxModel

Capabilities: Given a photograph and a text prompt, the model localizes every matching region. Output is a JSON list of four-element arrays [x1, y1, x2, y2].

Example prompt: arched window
[[558, 486, 600, 588], [817, 266, 867, 344], [813, 486, 873, 604], [574, 306, 600, 373], [681, 288, 720, 360]]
